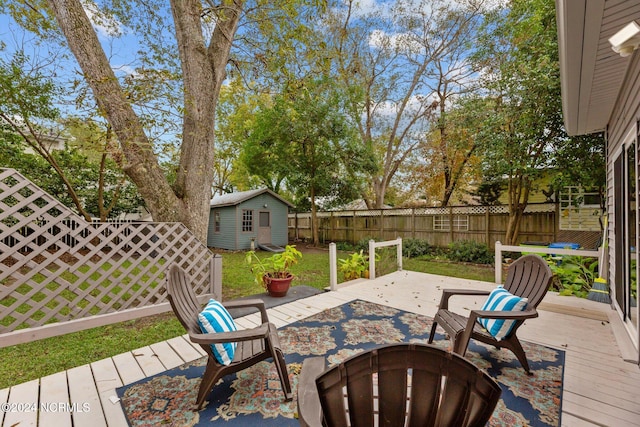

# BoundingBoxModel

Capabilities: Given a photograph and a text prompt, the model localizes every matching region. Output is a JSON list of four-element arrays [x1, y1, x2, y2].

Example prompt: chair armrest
[[222, 298, 269, 323], [297, 357, 326, 427], [468, 307, 538, 322], [189, 322, 270, 344], [438, 289, 491, 310]]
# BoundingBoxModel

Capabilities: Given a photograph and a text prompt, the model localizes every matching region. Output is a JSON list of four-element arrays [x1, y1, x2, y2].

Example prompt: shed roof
[[556, 0, 640, 136], [209, 188, 294, 208]]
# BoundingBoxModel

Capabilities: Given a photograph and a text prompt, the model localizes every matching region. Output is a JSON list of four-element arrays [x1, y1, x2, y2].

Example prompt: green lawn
[[0, 250, 494, 390]]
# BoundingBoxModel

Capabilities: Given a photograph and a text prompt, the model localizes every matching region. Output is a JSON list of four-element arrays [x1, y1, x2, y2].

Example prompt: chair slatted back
[[315, 343, 501, 427], [166, 265, 204, 337], [504, 254, 553, 309]]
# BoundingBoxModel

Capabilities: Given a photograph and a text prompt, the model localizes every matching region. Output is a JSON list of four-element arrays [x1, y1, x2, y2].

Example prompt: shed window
[[242, 210, 253, 232], [214, 211, 221, 233]]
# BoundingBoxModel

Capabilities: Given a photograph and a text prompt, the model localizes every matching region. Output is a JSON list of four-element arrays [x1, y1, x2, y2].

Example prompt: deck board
[[111, 352, 146, 385], [3, 270, 639, 426], [165, 335, 204, 362], [67, 364, 106, 427], [130, 345, 167, 377], [91, 359, 129, 427], [0, 387, 8, 427], [39, 371, 72, 427], [150, 340, 186, 370], [4, 379, 39, 427]]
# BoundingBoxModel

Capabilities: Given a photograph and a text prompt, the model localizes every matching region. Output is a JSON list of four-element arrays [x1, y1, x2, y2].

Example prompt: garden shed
[[207, 188, 293, 251]]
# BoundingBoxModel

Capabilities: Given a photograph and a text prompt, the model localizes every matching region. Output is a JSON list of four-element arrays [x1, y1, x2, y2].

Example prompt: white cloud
[[113, 64, 138, 77]]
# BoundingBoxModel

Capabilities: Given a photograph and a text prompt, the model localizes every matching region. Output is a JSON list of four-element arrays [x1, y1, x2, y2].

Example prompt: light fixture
[[609, 21, 640, 57]]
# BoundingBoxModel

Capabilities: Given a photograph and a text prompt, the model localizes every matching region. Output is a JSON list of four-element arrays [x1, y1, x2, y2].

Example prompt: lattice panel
[[0, 168, 213, 334]]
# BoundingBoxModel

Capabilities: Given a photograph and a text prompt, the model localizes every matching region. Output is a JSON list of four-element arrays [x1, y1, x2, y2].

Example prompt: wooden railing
[[0, 168, 218, 347]]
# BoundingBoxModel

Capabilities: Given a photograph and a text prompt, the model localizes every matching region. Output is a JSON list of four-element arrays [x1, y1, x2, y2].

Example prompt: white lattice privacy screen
[[0, 168, 217, 347]]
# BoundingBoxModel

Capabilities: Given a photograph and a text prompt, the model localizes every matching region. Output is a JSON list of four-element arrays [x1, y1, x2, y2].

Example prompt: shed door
[[258, 211, 271, 244]]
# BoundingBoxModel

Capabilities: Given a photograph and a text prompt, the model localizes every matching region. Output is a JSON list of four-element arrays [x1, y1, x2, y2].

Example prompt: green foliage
[[471, 0, 577, 244], [447, 240, 493, 264], [338, 250, 368, 281], [335, 241, 355, 251], [547, 256, 598, 298], [0, 50, 59, 123], [467, 175, 505, 206], [245, 245, 303, 288], [354, 237, 378, 252], [402, 238, 431, 258], [242, 77, 375, 209]]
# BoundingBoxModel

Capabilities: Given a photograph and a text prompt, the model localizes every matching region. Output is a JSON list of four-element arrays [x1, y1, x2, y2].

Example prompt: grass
[[0, 249, 494, 390]]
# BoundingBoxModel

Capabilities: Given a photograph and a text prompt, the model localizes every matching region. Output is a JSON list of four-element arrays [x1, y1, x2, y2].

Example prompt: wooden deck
[[2, 270, 639, 427]]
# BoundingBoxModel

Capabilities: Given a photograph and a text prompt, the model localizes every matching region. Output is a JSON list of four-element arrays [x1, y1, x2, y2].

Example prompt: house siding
[[605, 52, 640, 350]]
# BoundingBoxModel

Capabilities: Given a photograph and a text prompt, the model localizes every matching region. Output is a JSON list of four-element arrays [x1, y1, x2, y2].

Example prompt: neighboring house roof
[[209, 188, 294, 208], [332, 199, 392, 210], [556, 0, 640, 135]]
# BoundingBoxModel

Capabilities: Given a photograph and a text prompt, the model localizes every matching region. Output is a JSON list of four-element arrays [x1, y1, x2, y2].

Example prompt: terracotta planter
[[264, 273, 293, 297]]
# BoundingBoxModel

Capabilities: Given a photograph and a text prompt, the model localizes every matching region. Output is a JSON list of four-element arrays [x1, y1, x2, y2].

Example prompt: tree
[[0, 48, 142, 220], [472, 0, 572, 244], [36, 0, 242, 242], [28, 0, 330, 243], [212, 77, 267, 195], [552, 133, 606, 210], [323, 0, 488, 208], [410, 95, 489, 206], [243, 77, 374, 244]]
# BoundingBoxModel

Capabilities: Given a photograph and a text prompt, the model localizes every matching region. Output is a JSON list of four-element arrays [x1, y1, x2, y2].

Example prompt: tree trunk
[[505, 175, 531, 245], [310, 186, 319, 245], [47, 0, 243, 242]]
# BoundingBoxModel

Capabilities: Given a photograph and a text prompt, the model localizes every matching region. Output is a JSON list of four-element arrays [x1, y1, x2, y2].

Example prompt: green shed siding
[[207, 190, 291, 250], [207, 207, 238, 249]]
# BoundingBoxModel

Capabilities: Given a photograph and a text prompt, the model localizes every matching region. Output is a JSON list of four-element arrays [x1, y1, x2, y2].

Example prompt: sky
[[0, 0, 501, 147]]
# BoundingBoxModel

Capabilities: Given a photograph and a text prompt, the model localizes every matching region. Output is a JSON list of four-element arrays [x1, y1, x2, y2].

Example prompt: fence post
[[329, 242, 338, 291], [411, 208, 416, 239], [369, 239, 376, 280], [352, 210, 356, 245], [485, 206, 490, 246], [210, 254, 223, 299], [396, 237, 403, 271], [494, 241, 502, 284], [449, 206, 454, 245]]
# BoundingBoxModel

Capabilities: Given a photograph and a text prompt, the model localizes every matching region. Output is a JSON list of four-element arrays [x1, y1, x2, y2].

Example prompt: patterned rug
[[117, 300, 564, 426]]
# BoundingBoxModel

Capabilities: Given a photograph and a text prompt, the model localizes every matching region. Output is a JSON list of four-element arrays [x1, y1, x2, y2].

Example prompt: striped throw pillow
[[477, 286, 528, 341], [197, 299, 237, 365]]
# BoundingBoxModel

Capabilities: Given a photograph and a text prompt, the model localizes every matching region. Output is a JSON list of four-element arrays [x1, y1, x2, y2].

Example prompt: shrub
[[338, 250, 369, 281], [354, 237, 378, 252], [547, 255, 597, 298], [402, 238, 431, 258], [448, 240, 493, 264], [335, 241, 355, 251]]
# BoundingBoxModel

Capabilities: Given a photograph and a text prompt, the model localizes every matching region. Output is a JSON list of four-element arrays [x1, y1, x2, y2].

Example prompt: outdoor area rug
[[117, 300, 564, 427]]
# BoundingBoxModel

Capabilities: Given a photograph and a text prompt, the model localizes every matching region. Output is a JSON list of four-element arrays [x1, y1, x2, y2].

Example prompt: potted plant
[[245, 245, 303, 297]]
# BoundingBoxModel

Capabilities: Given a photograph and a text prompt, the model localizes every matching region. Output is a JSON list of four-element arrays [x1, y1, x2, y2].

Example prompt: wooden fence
[[289, 204, 562, 249], [0, 168, 218, 347]]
